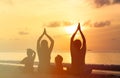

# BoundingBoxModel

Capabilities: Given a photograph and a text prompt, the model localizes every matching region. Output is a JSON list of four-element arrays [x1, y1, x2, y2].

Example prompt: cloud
[[18, 31, 29, 35], [47, 20, 111, 28], [94, 0, 110, 8], [93, 0, 120, 8], [94, 21, 111, 27], [113, 0, 120, 4], [83, 20, 92, 27], [83, 20, 111, 28], [62, 21, 73, 26], [0, 0, 14, 5], [44, 21, 73, 27], [45, 21, 61, 27]]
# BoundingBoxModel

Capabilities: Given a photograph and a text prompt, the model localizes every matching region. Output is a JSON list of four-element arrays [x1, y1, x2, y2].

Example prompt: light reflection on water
[[0, 51, 120, 65]]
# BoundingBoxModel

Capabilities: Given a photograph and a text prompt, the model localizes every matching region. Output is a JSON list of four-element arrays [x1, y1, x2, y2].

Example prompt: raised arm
[[32, 51, 36, 60], [37, 31, 44, 52], [78, 23, 86, 49], [20, 58, 26, 64], [71, 24, 79, 43], [44, 29, 54, 52]]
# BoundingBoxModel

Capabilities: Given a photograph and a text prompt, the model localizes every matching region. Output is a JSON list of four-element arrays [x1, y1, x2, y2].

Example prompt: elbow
[[52, 41, 54, 46], [53, 40, 54, 43], [34, 52, 36, 55], [37, 39, 40, 43], [83, 41, 86, 45], [37, 38, 41, 43], [51, 40, 54, 46], [70, 38, 73, 42], [51, 39, 54, 43]]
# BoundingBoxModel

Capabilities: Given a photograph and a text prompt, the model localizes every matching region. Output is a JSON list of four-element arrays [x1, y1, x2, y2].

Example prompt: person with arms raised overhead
[[70, 23, 87, 74], [37, 28, 54, 72]]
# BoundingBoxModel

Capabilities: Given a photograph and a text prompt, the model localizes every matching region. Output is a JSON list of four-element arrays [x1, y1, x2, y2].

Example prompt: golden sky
[[0, 0, 120, 52]]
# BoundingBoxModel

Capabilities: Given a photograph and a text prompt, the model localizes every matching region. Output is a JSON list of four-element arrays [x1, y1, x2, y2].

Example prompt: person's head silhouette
[[27, 48, 34, 57], [55, 55, 63, 64], [41, 39, 48, 48], [55, 55, 63, 71], [73, 39, 81, 49]]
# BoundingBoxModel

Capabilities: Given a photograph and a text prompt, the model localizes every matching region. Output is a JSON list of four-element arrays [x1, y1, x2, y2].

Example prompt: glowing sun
[[64, 25, 85, 35]]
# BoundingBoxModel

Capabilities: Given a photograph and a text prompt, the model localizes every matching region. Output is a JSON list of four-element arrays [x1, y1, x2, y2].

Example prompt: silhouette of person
[[37, 28, 54, 72], [55, 55, 63, 72], [70, 23, 86, 74], [21, 48, 36, 72]]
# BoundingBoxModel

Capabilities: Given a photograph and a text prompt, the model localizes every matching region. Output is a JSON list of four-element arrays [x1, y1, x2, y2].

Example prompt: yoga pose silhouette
[[37, 28, 54, 72], [70, 23, 86, 74]]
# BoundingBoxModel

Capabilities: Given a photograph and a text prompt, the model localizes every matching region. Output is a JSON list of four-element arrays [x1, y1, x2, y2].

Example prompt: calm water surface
[[0, 51, 120, 65]]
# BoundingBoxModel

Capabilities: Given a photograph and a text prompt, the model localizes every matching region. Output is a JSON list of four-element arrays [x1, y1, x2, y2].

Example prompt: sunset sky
[[0, 0, 120, 52]]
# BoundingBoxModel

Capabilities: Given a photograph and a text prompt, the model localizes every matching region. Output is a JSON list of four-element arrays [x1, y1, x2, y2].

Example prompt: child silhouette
[[21, 48, 36, 72], [55, 55, 63, 72]]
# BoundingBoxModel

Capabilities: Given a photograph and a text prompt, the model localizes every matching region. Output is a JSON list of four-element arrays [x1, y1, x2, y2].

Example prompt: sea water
[[0, 51, 120, 65]]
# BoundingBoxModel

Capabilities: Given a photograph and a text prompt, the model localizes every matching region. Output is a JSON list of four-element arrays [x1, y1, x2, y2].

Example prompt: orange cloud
[[44, 21, 73, 27], [83, 20, 111, 27]]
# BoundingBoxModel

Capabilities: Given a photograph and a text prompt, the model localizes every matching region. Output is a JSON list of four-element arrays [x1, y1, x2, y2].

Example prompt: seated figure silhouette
[[55, 55, 63, 73], [70, 23, 86, 74], [37, 28, 54, 72], [21, 48, 36, 72]]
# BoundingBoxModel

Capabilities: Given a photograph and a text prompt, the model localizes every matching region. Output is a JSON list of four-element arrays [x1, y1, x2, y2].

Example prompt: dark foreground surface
[[0, 64, 120, 78]]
